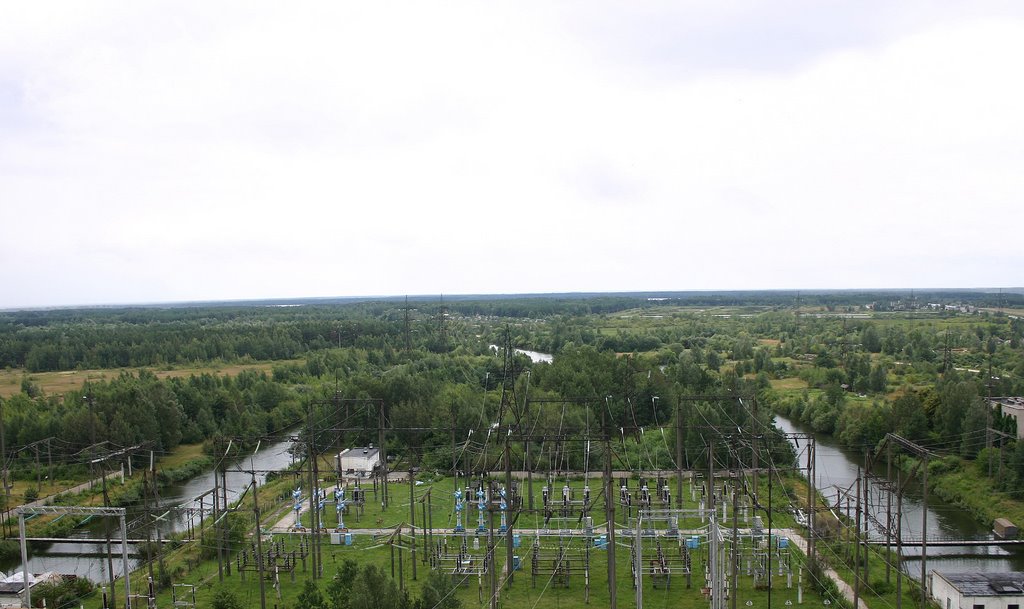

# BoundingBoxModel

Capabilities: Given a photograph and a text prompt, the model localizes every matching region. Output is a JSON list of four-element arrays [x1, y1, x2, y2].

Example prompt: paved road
[[782, 529, 868, 609]]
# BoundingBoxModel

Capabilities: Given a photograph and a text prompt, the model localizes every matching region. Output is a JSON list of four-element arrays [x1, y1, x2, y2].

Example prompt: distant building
[[337, 446, 383, 478], [0, 571, 60, 608], [931, 571, 1024, 609], [988, 398, 1024, 440]]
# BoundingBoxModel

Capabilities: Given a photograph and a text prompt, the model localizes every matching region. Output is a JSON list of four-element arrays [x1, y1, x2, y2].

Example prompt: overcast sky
[[2, 2, 1023, 309]]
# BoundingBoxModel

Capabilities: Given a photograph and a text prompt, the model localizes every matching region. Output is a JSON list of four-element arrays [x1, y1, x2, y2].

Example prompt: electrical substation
[[253, 381, 823, 609]]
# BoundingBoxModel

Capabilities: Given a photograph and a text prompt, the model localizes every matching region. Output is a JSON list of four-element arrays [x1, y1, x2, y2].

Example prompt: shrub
[[211, 588, 243, 609]]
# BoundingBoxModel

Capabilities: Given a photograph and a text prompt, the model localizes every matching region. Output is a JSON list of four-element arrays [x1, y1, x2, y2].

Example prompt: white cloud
[[1, 2, 1022, 307]]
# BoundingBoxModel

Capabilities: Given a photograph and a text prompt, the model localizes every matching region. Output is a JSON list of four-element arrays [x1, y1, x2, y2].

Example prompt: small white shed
[[931, 571, 1024, 609], [338, 446, 382, 477]]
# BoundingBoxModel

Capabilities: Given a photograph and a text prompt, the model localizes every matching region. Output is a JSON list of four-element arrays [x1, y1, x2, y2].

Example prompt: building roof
[[339, 447, 381, 461], [0, 581, 24, 594], [936, 572, 1024, 597], [989, 397, 1024, 411]]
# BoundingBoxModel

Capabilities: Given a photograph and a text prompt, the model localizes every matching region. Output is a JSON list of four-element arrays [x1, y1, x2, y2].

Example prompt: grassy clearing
[[0, 360, 300, 398], [979, 307, 1024, 317], [770, 377, 809, 391], [908, 456, 1024, 528], [157, 443, 207, 470]]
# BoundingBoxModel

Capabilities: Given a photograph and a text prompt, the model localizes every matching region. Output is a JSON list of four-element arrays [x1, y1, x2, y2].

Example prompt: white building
[[931, 571, 1024, 609], [0, 571, 59, 608], [988, 398, 1024, 440], [337, 446, 382, 477]]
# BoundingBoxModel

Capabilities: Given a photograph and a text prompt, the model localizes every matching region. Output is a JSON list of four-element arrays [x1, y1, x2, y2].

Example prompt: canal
[[1, 436, 298, 584], [775, 414, 1024, 574]]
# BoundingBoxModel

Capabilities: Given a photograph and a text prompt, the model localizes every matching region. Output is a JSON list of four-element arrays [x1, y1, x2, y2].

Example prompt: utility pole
[[942, 331, 951, 374], [854, 467, 861, 609], [213, 451, 223, 583], [100, 458, 117, 609], [863, 450, 870, 583], [886, 443, 893, 584], [149, 452, 166, 586], [920, 456, 928, 609], [750, 398, 759, 507], [46, 439, 53, 488], [604, 418, 618, 609], [120, 513, 131, 609], [307, 407, 320, 580], [379, 402, 388, 509], [33, 444, 41, 493], [523, 373, 533, 512], [634, 515, 643, 609], [450, 402, 457, 479], [143, 469, 155, 586], [488, 486, 497, 609], [806, 436, 816, 567], [86, 394, 97, 446], [252, 468, 268, 609], [767, 466, 773, 609], [409, 458, 417, 581], [708, 444, 722, 609], [885, 433, 932, 609], [676, 400, 684, 509], [403, 296, 412, 353], [731, 436, 739, 609], [0, 398, 7, 537], [896, 466, 904, 609], [504, 438, 514, 586], [427, 489, 434, 569], [437, 294, 448, 351], [222, 457, 231, 577], [987, 358, 995, 477]]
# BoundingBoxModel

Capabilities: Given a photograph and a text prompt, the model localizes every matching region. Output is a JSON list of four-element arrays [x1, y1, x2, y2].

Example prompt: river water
[[774, 414, 1024, 574], [1, 436, 298, 584], [155, 436, 297, 533], [488, 345, 554, 364]]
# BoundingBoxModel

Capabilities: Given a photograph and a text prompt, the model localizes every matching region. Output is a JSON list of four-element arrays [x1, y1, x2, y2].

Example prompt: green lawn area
[[770, 377, 809, 391], [157, 443, 207, 470], [124, 470, 863, 609], [145, 517, 815, 609]]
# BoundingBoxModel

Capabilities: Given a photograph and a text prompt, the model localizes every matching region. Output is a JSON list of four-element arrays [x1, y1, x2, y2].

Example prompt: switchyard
[[233, 373, 823, 609], [10, 388, 832, 609]]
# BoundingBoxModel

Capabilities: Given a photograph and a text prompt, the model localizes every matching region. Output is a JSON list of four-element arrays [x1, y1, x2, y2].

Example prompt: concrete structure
[[931, 572, 1024, 609], [337, 446, 382, 477], [995, 519, 1019, 540], [0, 571, 58, 608], [988, 398, 1024, 440]]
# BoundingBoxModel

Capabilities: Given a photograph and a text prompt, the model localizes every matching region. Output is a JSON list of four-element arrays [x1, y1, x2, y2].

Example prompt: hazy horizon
[[4, 286, 1022, 313]]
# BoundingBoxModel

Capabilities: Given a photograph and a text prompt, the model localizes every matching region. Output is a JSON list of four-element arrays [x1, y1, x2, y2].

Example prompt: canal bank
[[775, 414, 1024, 575], [0, 436, 298, 584]]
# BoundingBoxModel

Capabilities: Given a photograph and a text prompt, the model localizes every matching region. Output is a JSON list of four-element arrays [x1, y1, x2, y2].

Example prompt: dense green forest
[[2, 291, 1024, 503], [2, 290, 1020, 371]]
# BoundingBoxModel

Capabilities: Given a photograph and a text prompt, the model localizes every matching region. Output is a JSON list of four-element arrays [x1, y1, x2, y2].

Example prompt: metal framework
[[15, 505, 131, 608]]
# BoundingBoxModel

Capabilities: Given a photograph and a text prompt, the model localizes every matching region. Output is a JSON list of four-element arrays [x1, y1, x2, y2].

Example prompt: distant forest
[[2, 290, 1020, 372]]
